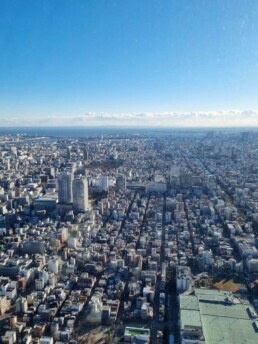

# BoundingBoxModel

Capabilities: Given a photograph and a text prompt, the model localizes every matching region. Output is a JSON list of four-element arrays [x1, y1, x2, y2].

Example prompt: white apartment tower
[[58, 172, 74, 203], [73, 177, 88, 213]]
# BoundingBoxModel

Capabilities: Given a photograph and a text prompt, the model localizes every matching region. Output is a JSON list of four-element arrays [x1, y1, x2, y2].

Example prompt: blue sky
[[1, 0, 258, 126]]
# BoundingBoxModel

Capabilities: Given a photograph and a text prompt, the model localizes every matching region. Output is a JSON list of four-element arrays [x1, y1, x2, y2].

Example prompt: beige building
[[0, 296, 11, 316]]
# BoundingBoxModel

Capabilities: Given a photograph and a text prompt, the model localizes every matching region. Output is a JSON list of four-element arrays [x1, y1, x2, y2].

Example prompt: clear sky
[[1, 0, 258, 127]]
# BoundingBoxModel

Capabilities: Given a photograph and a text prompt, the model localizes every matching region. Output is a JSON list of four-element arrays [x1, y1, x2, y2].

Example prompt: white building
[[2, 331, 17, 344], [15, 297, 28, 313], [48, 257, 59, 274], [40, 337, 54, 344], [86, 296, 103, 323], [58, 172, 73, 203], [68, 237, 77, 249], [176, 266, 192, 293]]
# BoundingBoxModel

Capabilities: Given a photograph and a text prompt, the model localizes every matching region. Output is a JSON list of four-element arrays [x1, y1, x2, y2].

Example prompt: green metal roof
[[180, 295, 200, 311], [180, 309, 202, 330], [201, 316, 257, 344], [180, 289, 258, 344]]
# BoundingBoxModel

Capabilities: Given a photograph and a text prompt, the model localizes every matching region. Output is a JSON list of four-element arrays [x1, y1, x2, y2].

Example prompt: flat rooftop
[[180, 288, 258, 344]]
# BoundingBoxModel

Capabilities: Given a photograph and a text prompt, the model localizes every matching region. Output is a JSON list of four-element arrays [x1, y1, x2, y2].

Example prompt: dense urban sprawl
[[0, 131, 258, 344]]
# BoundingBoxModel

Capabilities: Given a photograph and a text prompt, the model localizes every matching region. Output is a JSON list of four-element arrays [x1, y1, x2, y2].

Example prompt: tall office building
[[58, 172, 74, 203], [116, 175, 126, 190], [73, 177, 88, 213], [67, 147, 71, 160], [83, 148, 88, 161], [99, 175, 109, 191]]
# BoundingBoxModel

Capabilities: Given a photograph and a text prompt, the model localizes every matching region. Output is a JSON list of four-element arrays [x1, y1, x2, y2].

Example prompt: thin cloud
[[1, 110, 258, 127]]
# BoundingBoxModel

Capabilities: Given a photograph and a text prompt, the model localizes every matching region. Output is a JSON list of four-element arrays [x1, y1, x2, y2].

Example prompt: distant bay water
[[0, 126, 253, 139]]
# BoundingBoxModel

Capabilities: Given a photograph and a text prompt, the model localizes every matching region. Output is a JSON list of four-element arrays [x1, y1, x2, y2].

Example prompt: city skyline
[[1, 1, 258, 127]]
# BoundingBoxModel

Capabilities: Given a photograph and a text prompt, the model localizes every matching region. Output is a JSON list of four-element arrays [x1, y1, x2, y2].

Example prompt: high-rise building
[[83, 148, 88, 161], [99, 175, 108, 191], [73, 177, 88, 213], [58, 172, 73, 203], [67, 147, 71, 160], [116, 175, 126, 190]]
